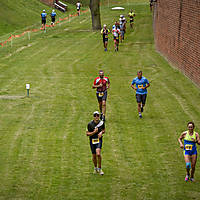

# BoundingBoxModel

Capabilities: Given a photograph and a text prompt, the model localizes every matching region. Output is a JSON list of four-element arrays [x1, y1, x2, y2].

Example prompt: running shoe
[[99, 169, 104, 176], [185, 175, 189, 182], [93, 168, 98, 174], [190, 178, 195, 182], [139, 114, 142, 119]]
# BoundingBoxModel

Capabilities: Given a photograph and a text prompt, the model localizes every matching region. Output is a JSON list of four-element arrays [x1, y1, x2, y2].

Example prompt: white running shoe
[[190, 178, 195, 182], [93, 168, 98, 174], [99, 169, 104, 176]]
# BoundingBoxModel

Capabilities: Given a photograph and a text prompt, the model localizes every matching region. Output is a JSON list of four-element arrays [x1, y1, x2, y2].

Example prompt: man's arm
[[143, 79, 150, 89], [92, 83, 103, 89], [178, 132, 186, 148], [98, 129, 105, 138], [86, 127, 98, 136], [106, 79, 110, 89], [131, 80, 137, 90], [144, 83, 150, 89], [131, 84, 137, 90]]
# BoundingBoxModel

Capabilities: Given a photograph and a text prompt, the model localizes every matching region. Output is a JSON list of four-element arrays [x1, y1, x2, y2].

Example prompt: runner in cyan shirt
[[131, 70, 150, 118], [51, 10, 56, 26], [41, 10, 47, 31]]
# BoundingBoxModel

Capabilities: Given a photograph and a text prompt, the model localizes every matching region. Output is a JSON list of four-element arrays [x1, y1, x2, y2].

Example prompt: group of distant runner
[[101, 9, 135, 52], [41, 9, 56, 31], [87, 71, 200, 181], [86, 69, 151, 175], [39, 3, 200, 182], [40, 1, 82, 31]]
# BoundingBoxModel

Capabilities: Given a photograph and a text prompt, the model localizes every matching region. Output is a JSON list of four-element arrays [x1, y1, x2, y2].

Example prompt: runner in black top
[[101, 24, 110, 52], [86, 111, 105, 175], [150, 0, 154, 12]]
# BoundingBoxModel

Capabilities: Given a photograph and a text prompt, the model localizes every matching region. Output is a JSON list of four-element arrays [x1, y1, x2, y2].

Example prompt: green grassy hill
[[0, 0, 78, 36], [0, 0, 200, 199]]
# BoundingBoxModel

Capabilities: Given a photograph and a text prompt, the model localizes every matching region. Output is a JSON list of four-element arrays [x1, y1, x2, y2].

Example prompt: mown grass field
[[0, 0, 200, 199]]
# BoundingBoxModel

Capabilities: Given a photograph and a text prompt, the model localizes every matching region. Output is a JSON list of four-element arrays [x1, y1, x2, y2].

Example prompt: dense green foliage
[[0, 0, 200, 199]]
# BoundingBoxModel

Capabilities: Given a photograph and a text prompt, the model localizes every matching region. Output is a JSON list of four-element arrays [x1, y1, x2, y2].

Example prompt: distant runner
[[76, 1, 82, 16], [115, 21, 120, 29], [131, 71, 150, 118], [178, 122, 200, 182], [112, 25, 120, 51], [101, 24, 110, 52], [86, 111, 105, 175], [41, 10, 47, 31], [119, 15, 126, 42], [150, 0, 154, 12], [51, 10, 56, 26], [112, 21, 119, 31], [93, 70, 110, 121], [128, 9, 136, 28]]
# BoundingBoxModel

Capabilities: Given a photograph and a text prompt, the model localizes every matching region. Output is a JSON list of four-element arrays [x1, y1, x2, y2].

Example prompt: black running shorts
[[136, 94, 147, 104], [103, 38, 108, 43], [90, 138, 103, 154], [96, 91, 107, 102], [42, 19, 46, 25]]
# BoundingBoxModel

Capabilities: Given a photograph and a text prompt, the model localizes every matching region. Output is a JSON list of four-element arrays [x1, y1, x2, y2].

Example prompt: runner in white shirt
[[76, 1, 82, 16], [112, 25, 121, 51]]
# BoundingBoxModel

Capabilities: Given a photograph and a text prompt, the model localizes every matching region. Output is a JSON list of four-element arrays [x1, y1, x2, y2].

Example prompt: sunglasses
[[188, 126, 193, 128], [94, 114, 100, 117]]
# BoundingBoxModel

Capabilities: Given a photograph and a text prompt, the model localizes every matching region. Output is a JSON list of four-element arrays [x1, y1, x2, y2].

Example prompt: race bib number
[[115, 37, 119, 40], [98, 92, 104, 97], [138, 84, 144, 89], [92, 138, 99, 144], [185, 144, 193, 150], [105, 35, 108, 38]]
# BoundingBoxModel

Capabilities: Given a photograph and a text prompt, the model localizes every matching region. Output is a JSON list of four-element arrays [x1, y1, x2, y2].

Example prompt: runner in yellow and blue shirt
[[131, 71, 150, 118], [128, 10, 135, 28], [178, 122, 200, 182]]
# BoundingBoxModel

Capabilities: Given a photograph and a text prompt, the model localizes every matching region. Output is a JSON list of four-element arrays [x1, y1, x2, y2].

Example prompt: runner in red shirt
[[112, 25, 121, 51], [92, 70, 110, 121]]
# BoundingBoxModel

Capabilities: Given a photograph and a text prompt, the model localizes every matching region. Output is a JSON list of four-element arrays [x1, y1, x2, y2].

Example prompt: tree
[[89, 0, 101, 30]]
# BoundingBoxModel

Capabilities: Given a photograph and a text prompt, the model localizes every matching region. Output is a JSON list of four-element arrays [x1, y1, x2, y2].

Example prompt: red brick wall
[[153, 0, 200, 86], [40, 0, 55, 6]]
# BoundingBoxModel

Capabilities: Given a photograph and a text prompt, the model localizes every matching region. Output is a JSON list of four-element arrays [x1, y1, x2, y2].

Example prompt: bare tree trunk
[[90, 0, 101, 30]]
